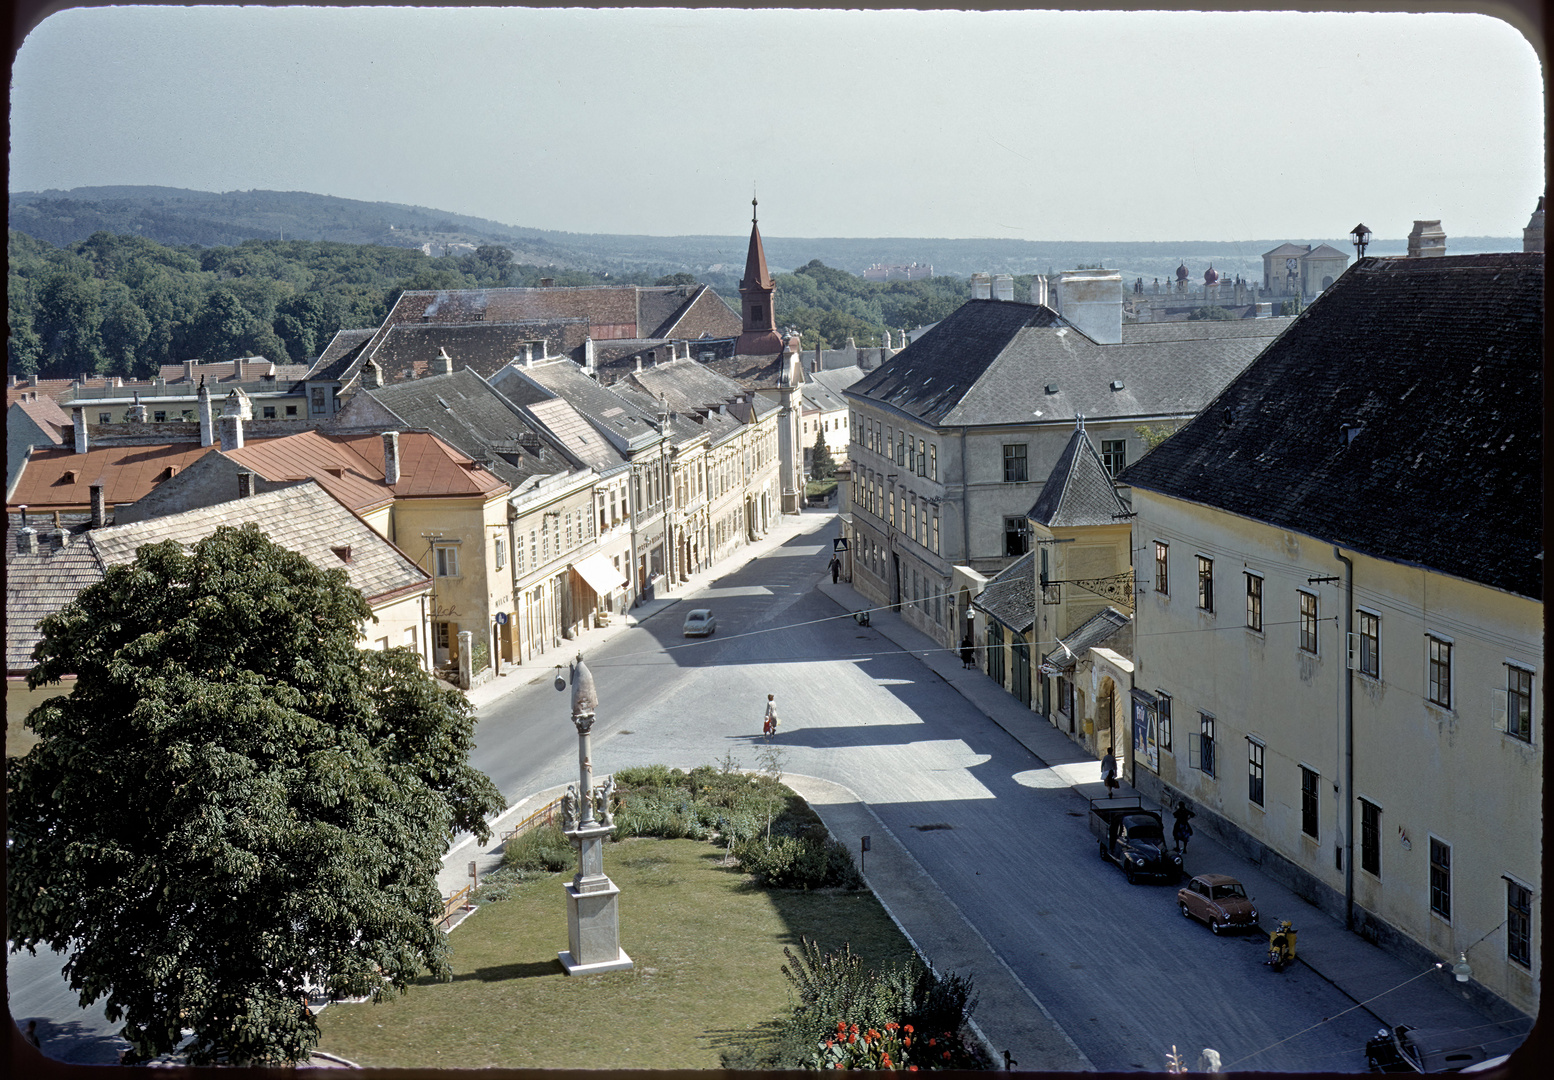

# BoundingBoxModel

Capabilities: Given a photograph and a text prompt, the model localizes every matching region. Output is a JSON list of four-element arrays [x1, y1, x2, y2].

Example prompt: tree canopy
[[7, 525, 505, 1065]]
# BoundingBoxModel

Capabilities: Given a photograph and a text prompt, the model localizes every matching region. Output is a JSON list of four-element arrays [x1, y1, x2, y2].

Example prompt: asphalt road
[[471, 514, 1383, 1072]]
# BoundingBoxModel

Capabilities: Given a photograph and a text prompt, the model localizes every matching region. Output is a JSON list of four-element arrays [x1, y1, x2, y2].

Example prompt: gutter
[[1334, 546, 1354, 930]]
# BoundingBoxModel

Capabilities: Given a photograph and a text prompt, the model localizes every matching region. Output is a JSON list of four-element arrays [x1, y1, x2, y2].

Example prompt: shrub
[[500, 821, 574, 872], [734, 835, 865, 891]]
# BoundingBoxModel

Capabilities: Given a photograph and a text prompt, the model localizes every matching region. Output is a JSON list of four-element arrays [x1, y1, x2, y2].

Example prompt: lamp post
[[1350, 223, 1372, 259], [554, 654, 633, 975]]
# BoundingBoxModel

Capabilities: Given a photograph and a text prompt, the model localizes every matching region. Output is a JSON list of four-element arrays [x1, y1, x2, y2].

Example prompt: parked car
[[682, 609, 716, 637], [1089, 796, 1182, 883], [1366, 1025, 1492, 1073], [1176, 873, 1258, 934]]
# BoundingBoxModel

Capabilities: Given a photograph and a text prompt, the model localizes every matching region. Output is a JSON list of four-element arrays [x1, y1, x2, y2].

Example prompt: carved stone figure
[[562, 784, 579, 831]]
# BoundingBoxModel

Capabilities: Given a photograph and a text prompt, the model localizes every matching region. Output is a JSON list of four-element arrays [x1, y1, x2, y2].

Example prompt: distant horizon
[[10, 9, 1543, 244]]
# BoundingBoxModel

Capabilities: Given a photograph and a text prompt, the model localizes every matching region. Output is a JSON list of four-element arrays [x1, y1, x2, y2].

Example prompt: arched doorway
[[1097, 676, 1118, 761]]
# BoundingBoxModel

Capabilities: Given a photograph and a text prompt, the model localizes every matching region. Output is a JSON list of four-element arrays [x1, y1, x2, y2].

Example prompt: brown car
[[1177, 873, 1258, 934]]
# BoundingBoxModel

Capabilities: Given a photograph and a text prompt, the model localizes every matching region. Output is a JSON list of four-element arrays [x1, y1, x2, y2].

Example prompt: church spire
[[736, 198, 781, 355]]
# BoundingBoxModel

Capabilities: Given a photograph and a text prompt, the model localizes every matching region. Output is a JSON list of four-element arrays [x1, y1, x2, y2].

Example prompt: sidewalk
[[814, 577, 1535, 1065]]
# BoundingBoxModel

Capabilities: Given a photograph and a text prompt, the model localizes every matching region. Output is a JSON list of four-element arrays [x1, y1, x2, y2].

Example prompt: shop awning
[[571, 551, 626, 595]]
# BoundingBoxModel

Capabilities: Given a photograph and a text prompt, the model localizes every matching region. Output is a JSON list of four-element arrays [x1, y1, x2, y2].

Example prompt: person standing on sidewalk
[[960, 635, 975, 669], [1172, 800, 1196, 854], [828, 555, 842, 584], [1101, 746, 1119, 796], [764, 694, 779, 739]]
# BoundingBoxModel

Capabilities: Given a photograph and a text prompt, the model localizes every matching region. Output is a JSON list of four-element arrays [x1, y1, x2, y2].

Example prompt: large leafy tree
[[7, 525, 505, 1065]]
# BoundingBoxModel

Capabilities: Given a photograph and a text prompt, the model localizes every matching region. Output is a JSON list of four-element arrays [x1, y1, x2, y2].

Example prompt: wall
[[1131, 488, 1541, 1017]]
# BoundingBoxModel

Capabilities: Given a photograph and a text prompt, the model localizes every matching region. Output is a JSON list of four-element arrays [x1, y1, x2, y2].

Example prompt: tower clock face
[[1286, 257, 1298, 271]]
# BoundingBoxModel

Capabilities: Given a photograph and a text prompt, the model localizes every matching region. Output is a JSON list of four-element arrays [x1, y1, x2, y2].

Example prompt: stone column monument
[[557, 655, 632, 975]]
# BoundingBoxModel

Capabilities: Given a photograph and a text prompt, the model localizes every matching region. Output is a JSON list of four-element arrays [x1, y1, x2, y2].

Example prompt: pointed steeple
[[736, 198, 782, 355]]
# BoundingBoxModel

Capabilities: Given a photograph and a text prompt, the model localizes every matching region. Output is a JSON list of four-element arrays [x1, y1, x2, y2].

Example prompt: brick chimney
[[432, 347, 454, 376], [583, 336, 596, 374], [382, 431, 401, 485], [73, 407, 89, 454], [1057, 268, 1123, 345], [219, 388, 251, 451], [237, 471, 255, 498], [125, 392, 148, 424], [90, 482, 107, 528], [184, 360, 196, 381], [18, 527, 39, 555], [361, 359, 383, 390]]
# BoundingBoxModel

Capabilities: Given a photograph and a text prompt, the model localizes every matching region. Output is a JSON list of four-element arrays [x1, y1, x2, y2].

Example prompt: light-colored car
[[1176, 873, 1257, 934], [682, 609, 716, 637]]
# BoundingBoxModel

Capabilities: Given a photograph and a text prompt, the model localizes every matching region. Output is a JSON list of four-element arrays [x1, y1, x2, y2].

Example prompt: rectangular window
[[98, 412, 111, 424], [897, 436, 905, 466], [1100, 439, 1126, 477], [931, 510, 939, 554], [1507, 879, 1532, 968], [435, 546, 459, 577], [917, 439, 926, 477], [1004, 516, 1030, 557], [262, 406, 277, 419], [1507, 665, 1533, 742], [494, 537, 506, 570], [1358, 610, 1380, 678], [1003, 443, 1028, 483], [1154, 541, 1169, 594], [906, 439, 915, 473], [1245, 573, 1263, 631], [929, 444, 937, 480], [1300, 767, 1319, 838], [1199, 713, 1216, 777], [1247, 739, 1264, 806], [311, 387, 327, 414], [1360, 799, 1381, 877], [908, 498, 918, 542], [1429, 837, 1452, 921], [529, 530, 537, 567], [1428, 635, 1453, 708], [1299, 591, 1318, 653], [887, 486, 895, 528], [153, 410, 167, 423], [1197, 556, 1214, 613], [1156, 692, 1172, 751], [286, 404, 297, 417]]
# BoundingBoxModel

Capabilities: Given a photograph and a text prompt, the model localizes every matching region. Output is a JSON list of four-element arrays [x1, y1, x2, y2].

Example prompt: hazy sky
[[10, 6, 1545, 243]]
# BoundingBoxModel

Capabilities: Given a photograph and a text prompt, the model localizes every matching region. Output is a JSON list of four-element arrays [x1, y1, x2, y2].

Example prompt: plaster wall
[[1131, 489, 1541, 1016]]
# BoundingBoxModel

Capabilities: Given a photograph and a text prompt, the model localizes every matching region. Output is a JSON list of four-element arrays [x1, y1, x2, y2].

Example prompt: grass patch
[[805, 478, 838, 499], [314, 837, 914, 1069]]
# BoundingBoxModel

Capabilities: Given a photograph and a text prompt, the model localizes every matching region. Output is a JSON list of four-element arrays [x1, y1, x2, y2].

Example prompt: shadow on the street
[[20, 1015, 129, 1064]]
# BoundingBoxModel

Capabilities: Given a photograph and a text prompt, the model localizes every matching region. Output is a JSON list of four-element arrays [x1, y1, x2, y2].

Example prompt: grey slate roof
[[523, 398, 628, 474], [850, 299, 1290, 428], [1046, 607, 1131, 668], [971, 551, 1035, 634], [6, 516, 104, 673], [621, 357, 747, 417], [1119, 253, 1543, 600], [1028, 426, 1133, 528], [305, 328, 376, 381], [354, 368, 581, 488], [806, 366, 867, 397], [493, 360, 664, 452], [801, 380, 848, 414], [366, 321, 589, 383]]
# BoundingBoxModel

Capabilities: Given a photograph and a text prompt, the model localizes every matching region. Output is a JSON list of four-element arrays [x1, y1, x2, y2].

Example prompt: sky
[[9, 6, 1546, 243]]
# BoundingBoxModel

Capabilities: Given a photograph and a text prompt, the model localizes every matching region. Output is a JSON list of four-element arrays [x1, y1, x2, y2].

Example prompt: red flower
[[909, 1067, 919, 1072], [904, 1025, 914, 1034], [927, 1038, 937, 1047], [882, 1056, 893, 1069], [942, 1051, 952, 1060], [904, 1038, 912, 1047]]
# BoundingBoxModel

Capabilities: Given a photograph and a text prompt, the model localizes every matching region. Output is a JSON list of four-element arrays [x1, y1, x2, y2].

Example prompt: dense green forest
[[7, 230, 979, 378]]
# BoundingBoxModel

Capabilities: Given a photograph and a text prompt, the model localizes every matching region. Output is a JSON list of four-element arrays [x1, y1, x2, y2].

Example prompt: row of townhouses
[[841, 228, 1541, 1020], [7, 210, 810, 689]]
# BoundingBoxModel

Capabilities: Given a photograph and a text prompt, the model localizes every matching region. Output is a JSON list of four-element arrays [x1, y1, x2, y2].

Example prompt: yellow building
[[1121, 252, 1541, 1018]]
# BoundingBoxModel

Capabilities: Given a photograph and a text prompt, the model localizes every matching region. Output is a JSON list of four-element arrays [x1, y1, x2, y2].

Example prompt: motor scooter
[[1265, 919, 1296, 972]]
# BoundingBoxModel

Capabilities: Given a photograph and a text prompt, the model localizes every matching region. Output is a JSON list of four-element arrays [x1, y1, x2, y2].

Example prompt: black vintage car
[[1365, 1025, 1491, 1073]]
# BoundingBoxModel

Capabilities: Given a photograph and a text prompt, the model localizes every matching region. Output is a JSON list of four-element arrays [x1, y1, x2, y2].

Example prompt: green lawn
[[314, 837, 915, 1070]]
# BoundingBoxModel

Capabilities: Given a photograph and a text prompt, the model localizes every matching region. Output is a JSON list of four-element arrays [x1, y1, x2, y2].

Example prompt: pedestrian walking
[[764, 694, 778, 739], [960, 635, 975, 669], [1172, 800, 1196, 854], [828, 555, 842, 584], [1101, 745, 1119, 796]]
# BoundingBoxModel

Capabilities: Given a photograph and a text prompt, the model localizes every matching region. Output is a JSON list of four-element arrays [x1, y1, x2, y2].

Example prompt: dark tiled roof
[[971, 551, 1035, 634], [6, 517, 104, 673], [1120, 253, 1543, 599], [622, 357, 746, 416], [524, 398, 628, 474], [850, 299, 1288, 427], [1046, 607, 1131, 668], [304, 329, 376, 381], [1028, 426, 1132, 528], [495, 360, 662, 451], [701, 351, 788, 390], [366, 321, 590, 383], [353, 368, 578, 488]]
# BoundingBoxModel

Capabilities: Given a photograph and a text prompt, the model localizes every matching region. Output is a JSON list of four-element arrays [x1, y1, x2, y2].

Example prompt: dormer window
[[331, 544, 352, 564]]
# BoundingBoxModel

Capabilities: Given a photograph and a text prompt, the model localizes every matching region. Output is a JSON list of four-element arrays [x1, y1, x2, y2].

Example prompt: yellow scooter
[[1265, 919, 1297, 972]]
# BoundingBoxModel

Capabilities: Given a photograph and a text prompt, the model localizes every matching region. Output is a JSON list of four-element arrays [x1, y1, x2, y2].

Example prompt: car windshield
[[1212, 883, 1247, 900], [1124, 821, 1164, 840]]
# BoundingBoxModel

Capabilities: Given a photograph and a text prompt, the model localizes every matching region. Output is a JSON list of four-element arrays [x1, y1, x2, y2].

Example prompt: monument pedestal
[[559, 822, 632, 975]]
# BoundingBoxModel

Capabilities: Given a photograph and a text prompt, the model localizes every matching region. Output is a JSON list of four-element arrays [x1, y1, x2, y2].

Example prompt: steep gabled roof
[[1263, 242, 1312, 258], [493, 359, 662, 452], [621, 356, 747, 417], [1028, 426, 1132, 528], [971, 551, 1036, 635], [303, 328, 376, 381], [1046, 607, 1131, 668], [1306, 243, 1349, 260], [1121, 253, 1543, 599], [6, 515, 105, 672]]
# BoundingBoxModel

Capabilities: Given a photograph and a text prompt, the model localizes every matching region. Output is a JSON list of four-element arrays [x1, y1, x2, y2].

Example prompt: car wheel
[[1125, 868, 1137, 885], [1210, 919, 1224, 935], [1179, 902, 1193, 920]]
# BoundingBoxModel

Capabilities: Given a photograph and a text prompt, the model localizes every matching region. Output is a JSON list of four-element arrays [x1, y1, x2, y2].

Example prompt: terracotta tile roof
[[7, 443, 229, 513], [10, 394, 72, 444]]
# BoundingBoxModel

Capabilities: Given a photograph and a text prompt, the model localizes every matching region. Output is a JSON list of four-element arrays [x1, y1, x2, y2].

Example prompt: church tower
[[736, 199, 784, 355]]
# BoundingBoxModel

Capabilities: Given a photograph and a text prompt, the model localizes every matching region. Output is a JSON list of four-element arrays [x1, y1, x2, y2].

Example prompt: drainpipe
[[1334, 546, 1354, 930], [959, 426, 971, 563]]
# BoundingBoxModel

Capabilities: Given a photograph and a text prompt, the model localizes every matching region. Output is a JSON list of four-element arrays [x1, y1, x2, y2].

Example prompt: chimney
[[90, 482, 106, 528], [583, 336, 596, 374], [993, 274, 1014, 302], [540, 277, 554, 287], [382, 431, 401, 485], [18, 527, 39, 555], [432, 347, 454, 376], [73, 407, 89, 454], [1057, 269, 1124, 345], [197, 381, 214, 447], [237, 471, 255, 498], [184, 360, 196, 381], [219, 389, 250, 451], [635, 356, 643, 372], [1031, 275, 1050, 307], [361, 359, 382, 389], [125, 392, 148, 424], [1406, 220, 1447, 258], [970, 272, 991, 300]]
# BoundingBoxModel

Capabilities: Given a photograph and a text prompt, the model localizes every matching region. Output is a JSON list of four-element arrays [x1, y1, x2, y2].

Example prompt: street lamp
[[553, 654, 633, 975], [1350, 223, 1372, 259]]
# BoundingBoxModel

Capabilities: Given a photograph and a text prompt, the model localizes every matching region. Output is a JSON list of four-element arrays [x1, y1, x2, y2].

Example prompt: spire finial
[[752, 194, 758, 225]]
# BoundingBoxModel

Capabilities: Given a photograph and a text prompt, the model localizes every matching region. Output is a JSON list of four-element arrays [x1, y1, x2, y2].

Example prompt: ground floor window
[[1360, 799, 1381, 877], [1429, 837, 1452, 921], [1300, 767, 1319, 838], [1247, 738, 1264, 806], [1506, 879, 1532, 968], [1155, 692, 1172, 750]]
